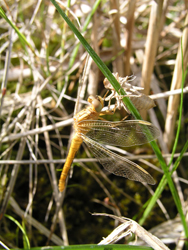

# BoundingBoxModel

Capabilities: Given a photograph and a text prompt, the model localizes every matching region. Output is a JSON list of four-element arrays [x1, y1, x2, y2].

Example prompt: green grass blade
[[139, 43, 188, 241], [50, 0, 188, 240], [168, 39, 188, 167], [139, 139, 188, 225], [69, 0, 102, 68], [0, 7, 35, 55], [22, 244, 151, 250], [50, 0, 141, 119], [5, 214, 30, 249]]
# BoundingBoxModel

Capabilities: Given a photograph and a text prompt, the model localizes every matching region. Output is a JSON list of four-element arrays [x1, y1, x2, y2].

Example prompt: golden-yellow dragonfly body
[[59, 95, 160, 192]]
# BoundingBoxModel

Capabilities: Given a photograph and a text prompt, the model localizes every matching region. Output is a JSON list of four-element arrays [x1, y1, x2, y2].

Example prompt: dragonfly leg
[[121, 114, 130, 121], [99, 109, 115, 116], [98, 116, 108, 121], [103, 90, 109, 99]]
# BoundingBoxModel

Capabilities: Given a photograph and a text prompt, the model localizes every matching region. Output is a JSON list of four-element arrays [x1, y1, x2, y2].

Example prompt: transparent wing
[[81, 134, 155, 185], [78, 120, 160, 147]]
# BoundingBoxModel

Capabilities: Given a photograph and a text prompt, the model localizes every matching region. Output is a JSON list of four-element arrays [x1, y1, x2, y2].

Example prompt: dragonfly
[[59, 95, 160, 192]]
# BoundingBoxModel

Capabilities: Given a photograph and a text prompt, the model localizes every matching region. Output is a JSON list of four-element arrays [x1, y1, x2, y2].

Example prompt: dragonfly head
[[88, 95, 104, 112]]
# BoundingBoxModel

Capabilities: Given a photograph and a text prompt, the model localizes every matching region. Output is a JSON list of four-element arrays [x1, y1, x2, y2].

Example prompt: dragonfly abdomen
[[59, 133, 83, 192]]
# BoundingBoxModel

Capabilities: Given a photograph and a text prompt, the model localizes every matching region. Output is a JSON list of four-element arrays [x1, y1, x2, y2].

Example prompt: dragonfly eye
[[88, 95, 104, 112]]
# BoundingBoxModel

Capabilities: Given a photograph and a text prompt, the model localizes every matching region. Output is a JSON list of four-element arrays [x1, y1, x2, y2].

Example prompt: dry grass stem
[[95, 213, 170, 250], [141, 0, 164, 119], [164, 12, 188, 150], [124, 0, 136, 76]]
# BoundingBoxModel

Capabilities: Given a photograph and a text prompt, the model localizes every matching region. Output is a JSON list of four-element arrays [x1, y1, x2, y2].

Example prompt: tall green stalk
[[50, 0, 188, 240]]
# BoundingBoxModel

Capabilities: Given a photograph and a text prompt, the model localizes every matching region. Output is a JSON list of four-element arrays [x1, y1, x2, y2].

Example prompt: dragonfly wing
[[78, 120, 160, 147], [81, 134, 155, 185]]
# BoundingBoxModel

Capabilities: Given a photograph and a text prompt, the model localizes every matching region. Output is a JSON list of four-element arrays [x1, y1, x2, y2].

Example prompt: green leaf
[[0, 6, 35, 54], [24, 244, 152, 250], [50, 0, 188, 241], [5, 214, 30, 249]]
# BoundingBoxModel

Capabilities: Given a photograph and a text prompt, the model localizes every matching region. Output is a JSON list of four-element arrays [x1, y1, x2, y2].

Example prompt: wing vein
[[81, 134, 155, 185]]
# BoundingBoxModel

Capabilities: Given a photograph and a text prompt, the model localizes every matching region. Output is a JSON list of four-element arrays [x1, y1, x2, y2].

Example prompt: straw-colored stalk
[[141, 0, 164, 119], [164, 12, 188, 150]]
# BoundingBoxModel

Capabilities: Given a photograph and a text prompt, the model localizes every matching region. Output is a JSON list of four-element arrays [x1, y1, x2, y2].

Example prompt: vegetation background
[[0, 0, 188, 249]]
